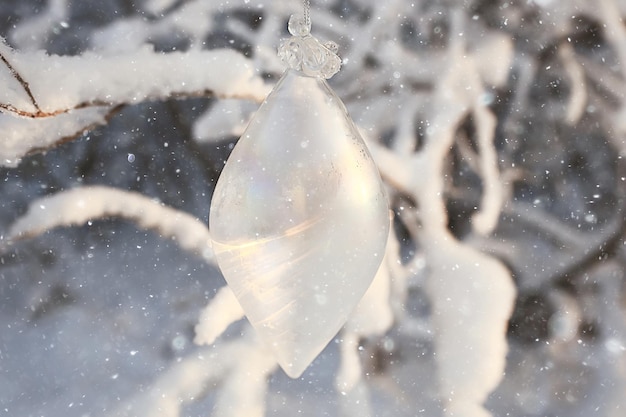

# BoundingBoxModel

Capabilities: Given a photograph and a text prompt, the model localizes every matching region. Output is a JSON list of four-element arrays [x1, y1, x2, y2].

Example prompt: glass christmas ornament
[[209, 14, 389, 378]]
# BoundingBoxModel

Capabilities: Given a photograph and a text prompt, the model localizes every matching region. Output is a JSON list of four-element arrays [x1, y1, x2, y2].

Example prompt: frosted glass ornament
[[209, 15, 389, 378]]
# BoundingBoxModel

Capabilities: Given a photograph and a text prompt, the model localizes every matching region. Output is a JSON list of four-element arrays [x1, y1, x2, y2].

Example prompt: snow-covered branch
[[0, 42, 267, 116], [9, 186, 214, 261], [0, 41, 269, 166], [109, 330, 277, 417], [367, 11, 516, 416]]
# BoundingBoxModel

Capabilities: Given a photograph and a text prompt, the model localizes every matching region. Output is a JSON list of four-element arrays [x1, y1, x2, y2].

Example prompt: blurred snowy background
[[1, 0, 626, 416]]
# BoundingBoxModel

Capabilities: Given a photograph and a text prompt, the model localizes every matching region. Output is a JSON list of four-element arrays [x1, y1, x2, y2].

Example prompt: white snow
[[193, 99, 254, 143], [109, 332, 277, 417], [194, 285, 245, 346]]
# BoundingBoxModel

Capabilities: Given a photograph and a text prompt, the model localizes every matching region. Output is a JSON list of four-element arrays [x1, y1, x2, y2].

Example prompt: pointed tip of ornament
[[281, 362, 307, 379], [274, 346, 319, 379], [254, 318, 336, 379]]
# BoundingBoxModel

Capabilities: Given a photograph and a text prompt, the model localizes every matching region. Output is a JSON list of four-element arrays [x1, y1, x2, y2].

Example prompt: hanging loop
[[303, 0, 311, 32]]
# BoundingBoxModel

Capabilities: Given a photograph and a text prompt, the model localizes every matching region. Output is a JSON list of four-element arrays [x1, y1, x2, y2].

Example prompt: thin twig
[[0, 88, 263, 119], [0, 50, 41, 112], [303, 0, 311, 30]]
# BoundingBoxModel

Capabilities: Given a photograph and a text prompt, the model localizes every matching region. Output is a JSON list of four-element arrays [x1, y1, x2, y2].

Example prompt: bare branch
[[0, 49, 41, 112]]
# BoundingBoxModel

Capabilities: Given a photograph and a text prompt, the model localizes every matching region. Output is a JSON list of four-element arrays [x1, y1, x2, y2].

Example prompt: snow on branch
[[365, 11, 516, 416], [194, 285, 245, 346], [421, 46, 515, 417], [0, 42, 267, 116], [9, 186, 214, 262], [0, 40, 270, 166], [109, 330, 277, 417], [0, 105, 118, 166]]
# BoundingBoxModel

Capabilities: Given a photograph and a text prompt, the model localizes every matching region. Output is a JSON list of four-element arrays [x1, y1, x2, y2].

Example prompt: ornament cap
[[278, 14, 341, 79]]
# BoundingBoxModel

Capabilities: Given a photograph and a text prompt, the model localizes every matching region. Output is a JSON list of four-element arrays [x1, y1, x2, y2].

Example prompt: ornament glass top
[[209, 11, 389, 378]]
